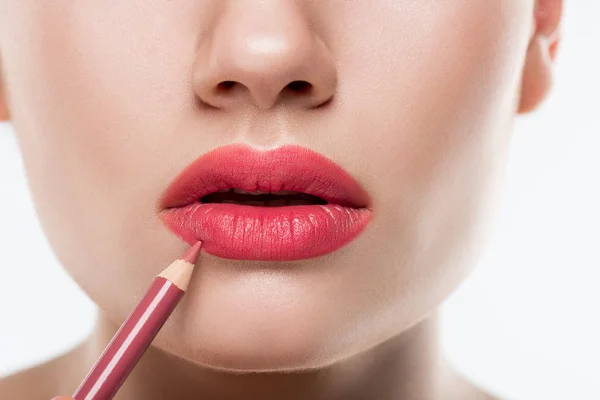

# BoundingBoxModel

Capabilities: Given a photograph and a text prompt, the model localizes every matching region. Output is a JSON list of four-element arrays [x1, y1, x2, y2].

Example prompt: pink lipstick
[[159, 144, 372, 261]]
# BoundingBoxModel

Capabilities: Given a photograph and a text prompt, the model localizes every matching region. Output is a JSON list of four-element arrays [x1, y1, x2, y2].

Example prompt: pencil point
[[180, 240, 203, 264]]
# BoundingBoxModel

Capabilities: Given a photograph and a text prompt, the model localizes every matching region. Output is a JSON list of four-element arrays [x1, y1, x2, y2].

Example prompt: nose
[[192, 1, 338, 111]]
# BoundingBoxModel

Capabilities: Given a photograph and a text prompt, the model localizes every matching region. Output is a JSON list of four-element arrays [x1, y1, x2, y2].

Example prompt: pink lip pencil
[[72, 241, 203, 400]]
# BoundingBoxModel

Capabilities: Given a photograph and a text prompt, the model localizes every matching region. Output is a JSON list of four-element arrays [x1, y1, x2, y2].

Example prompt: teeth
[[274, 190, 300, 195], [218, 199, 313, 206], [232, 188, 264, 195], [231, 188, 300, 195]]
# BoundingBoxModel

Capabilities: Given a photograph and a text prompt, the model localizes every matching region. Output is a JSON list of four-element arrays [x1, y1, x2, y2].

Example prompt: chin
[[151, 284, 367, 373], [158, 321, 346, 373]]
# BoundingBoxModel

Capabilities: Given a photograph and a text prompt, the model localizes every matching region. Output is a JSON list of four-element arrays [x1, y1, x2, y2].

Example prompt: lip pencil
[[72, 241, 203, 400]]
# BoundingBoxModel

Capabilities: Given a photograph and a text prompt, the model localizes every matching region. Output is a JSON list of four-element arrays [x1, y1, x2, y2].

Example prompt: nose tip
[[192, 7, 337, 111]]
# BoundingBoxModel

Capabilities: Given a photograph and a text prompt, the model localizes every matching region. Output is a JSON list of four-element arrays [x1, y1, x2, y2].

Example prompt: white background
[[1, 3, 599, 399]]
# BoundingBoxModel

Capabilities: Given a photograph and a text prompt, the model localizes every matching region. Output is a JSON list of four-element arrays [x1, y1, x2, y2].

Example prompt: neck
[[81, 310, 454, 400]]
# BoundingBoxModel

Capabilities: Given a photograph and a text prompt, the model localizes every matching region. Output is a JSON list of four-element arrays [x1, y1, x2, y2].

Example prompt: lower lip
[[161, 203, 372, 261]]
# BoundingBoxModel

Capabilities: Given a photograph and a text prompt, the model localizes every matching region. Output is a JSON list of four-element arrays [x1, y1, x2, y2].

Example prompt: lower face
[[0, 1, 532, 371]]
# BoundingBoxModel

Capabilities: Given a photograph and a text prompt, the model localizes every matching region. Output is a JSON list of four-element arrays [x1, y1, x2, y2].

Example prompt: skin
[[0, 0, 562, 399]]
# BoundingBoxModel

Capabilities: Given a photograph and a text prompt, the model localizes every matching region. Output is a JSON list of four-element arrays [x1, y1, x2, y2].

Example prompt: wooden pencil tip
[[180, 240, 203, 264]]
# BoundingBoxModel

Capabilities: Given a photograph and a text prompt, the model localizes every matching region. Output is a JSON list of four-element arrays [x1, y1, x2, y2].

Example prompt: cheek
[[328, 1, 533, 322], [1, 1, 213, 307]]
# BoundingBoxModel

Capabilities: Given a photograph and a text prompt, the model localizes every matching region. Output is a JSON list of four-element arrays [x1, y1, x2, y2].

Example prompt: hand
[[51, 397, 75, 400]]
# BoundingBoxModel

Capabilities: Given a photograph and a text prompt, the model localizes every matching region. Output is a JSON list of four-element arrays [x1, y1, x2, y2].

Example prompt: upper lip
[[159, 144, 371, 211]]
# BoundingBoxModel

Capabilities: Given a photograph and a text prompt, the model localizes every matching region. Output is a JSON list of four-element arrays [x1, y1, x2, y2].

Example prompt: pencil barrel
[[73, 277, 183, 400]]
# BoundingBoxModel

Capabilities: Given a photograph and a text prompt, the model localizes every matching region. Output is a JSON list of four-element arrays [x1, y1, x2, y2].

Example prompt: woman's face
[[1, 1, 534, 371]]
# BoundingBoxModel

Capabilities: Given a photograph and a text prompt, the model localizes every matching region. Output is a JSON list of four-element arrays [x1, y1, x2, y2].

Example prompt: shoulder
[[0, 345, 84, 400], [0, 360, 58, 399]]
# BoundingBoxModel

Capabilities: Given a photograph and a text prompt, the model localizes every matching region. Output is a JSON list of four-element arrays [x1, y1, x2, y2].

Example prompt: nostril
[[208, 79, 318, 109], [216, 80, 237, 93], [287, 80, 312, 94]]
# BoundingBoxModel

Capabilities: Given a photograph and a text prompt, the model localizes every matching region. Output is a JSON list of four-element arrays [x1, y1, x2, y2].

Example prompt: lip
[[159, 144, 372, 261]]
